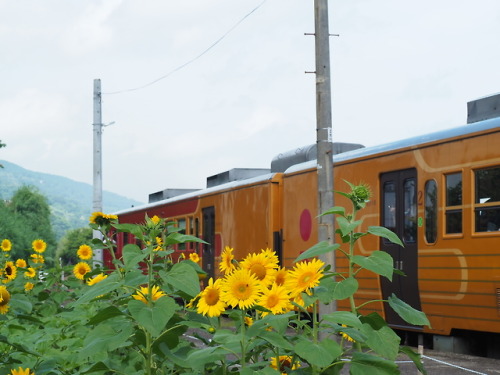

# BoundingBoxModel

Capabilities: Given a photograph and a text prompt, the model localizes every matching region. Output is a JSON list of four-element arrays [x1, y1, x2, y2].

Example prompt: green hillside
[[0, 160, 144, 239]]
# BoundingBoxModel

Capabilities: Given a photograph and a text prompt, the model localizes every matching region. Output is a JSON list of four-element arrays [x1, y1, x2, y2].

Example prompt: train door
[[202, 206, 215, 280], [380, 169, 422, 328]]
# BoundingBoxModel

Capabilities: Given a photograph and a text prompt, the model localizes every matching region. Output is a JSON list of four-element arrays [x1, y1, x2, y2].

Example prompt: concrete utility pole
[[314, 0, 336, 315], [93, 78, 104, 266]]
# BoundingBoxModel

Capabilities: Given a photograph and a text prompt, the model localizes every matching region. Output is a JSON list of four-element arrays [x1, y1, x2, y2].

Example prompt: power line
[[104, 0, 268, 95]]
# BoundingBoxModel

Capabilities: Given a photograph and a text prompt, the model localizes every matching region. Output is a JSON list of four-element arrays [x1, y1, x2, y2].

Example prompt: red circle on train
[[300, 209, 312, 241]]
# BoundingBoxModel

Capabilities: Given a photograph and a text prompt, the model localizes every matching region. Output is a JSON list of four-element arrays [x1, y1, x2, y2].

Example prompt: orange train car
[[111, 94, 500, 349], [281, 115, 500, 340]]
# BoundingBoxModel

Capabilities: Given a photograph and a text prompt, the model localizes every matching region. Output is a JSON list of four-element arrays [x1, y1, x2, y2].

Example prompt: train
[[111, 93, 500, 355]]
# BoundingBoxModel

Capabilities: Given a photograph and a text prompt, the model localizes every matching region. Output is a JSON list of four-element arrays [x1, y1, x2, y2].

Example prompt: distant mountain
[[0, 160, 144, 239]]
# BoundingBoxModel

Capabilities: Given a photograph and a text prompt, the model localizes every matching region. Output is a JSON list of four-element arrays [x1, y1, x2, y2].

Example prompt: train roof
[[284, 116, 500, 174], [114, 172, 279, 215]]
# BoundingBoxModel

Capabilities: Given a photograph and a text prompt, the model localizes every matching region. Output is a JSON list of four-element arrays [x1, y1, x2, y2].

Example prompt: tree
[[55, 227, 93, 265], [0, 186, 57, 261], [0, 139, 5, 168]]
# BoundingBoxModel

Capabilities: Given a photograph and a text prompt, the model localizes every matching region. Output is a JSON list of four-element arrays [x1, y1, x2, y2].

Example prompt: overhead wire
[[103, 0, 268, 95]]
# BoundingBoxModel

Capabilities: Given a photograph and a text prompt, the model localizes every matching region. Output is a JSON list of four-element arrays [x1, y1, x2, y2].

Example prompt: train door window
[[445, 172, 462, 234], [178, 218, 186, 250], [424, 180, 438, 243], [403, 178, 417, 243], [383, 181, 396, 235], [474, 166, 500, 232]]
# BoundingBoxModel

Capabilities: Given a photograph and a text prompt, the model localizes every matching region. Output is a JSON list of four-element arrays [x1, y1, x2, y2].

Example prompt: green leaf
[[81, 362, 111, 374], [124, 268, 149, 287], [88, 306, 125, 326], [336, 216, 363, 236], [9, 294, 32, 314], [294, 337, 341, 367], [113, 222, 145, 238], [256, 330, 293, 351], [368, 226, 403, 246], [165, 232, 208, 245], [73, 273, 121, 305], [317, 277, 358, 301], [352, 251, 394, 280], [128, 296, 177, 336], [350, 352, 399, 375], [400, 346, 427, 375], [294, 241, 340, 263], [160, 262, 200, 298], [360, 323, 400, 360], [388, 294, 431, 327], [79, 322, 133, 360], [322, 311, 363, 329], [332, 277, 358, 300], [320, 206, 346, 217], [123, 243, 147, 270]]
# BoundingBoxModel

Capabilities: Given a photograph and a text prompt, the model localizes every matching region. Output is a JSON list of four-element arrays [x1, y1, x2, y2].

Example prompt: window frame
[[443, 171, 463, 238], [472, 165, 500, 235]]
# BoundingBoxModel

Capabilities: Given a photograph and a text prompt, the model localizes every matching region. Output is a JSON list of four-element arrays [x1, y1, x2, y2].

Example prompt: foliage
[[0, 140, 5, 168], [0, 183, 429, 374], [0, 186, 56, 262], [55, 227, 93, 266]]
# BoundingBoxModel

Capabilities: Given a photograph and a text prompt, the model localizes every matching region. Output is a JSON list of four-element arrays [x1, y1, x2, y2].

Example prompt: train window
[[474, 166, 500, 232], [383, 182, 396, 234], [178, 218, 186, 250], [445, 172, 462, 234], [424, 180, 437, 243], [403, 178, 417, 243]]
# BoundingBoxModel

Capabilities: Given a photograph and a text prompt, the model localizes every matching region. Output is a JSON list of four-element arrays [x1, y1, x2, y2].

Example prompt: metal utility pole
[[93, 78, 104, 266], [314, 0, 336, 315]]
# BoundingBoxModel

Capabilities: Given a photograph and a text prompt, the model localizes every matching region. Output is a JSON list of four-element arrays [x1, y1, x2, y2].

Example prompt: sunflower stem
[[240, 308, 247, 369]]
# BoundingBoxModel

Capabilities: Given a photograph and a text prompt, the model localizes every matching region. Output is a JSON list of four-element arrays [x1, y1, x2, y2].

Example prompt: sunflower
[[15, 259, 27, 268], [32, 239, 46, 253], [90, 212, 118, 225], [244, 316, 254, 327], [257, 283, 291, 316], [1, 239, 12, 252], [30, 254, 44, 264], [220, 268, 263, 310], [153, 236, 163, 252], [87, 273, 108, 286], [150, 215, 161, 225], [132, 285, 166, 304], [24, 282, 34, 292], [270, 355, 301, 374], [188, 252, 200, 263], [10, 368, 34, 375], [291, 291, 314, 310], [73, 262, 91, 280], [24, 267, 36, 279], [270, 267, 288, 286], [240, 252, 278, 286], [260, 248, 279, 263], [340, 324, 356, 342], [196, 278, 226, 317], [0, 285, 10, 314], [286, 258, 325, 296], [4, 262, 17, 282], [219, 246, 236, 275], [77, 244, 93, 260]]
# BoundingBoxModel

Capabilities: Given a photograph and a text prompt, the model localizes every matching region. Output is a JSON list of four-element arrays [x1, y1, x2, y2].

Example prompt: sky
[[1, 0, 500, 204]]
